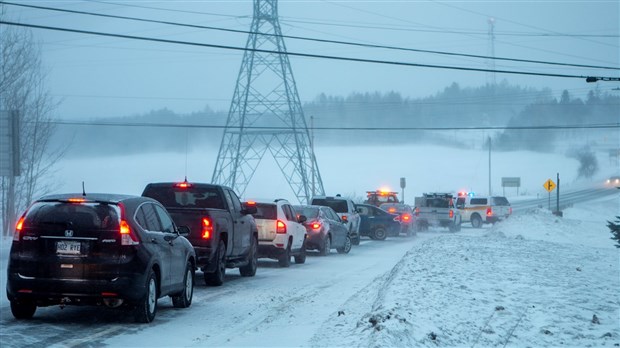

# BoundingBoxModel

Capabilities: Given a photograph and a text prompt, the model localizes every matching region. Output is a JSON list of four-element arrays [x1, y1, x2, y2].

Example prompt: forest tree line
[[52, 81, 619, 157]]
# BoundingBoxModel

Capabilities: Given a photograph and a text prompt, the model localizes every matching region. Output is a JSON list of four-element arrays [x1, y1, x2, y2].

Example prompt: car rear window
[[492, 197, 510, 206], [294, 206, 319, 219], [144, 186, 225, 209], [311, 199, 348, 213], [24, 201, 120, 230], [470, 198, 488, 205], [253, 203, 277, 220], [425, 198, 449, 208]]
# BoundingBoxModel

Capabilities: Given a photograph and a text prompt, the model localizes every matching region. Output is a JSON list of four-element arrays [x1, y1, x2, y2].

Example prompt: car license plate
[[57, 240, 81, 255]]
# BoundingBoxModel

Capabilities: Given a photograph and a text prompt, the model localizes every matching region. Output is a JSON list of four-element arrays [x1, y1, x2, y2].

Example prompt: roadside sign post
[[400, 177, 406, 204], [543, 178, 556, 210]]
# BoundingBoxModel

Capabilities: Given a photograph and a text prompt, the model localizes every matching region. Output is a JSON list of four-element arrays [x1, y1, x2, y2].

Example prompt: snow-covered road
[[0, 194, 618, 348]]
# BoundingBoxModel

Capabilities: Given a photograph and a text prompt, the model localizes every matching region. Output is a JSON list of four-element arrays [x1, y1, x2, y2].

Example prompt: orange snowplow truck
[[364, 190, 399, 207]]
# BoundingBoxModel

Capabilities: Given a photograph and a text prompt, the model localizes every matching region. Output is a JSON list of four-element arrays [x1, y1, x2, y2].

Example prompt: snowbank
[[311, 196, 620, 347]]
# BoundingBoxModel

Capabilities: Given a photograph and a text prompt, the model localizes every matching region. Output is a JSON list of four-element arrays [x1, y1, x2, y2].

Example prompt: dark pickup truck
[[142, 181, 258, 286]]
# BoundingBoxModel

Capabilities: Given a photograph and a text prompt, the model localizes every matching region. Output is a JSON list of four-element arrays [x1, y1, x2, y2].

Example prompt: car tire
[[135, 270, 158, 323], [372, 227, 387, 241], [172, 262, 194, 308], [278, 241, 291, 267], [319, 235, 331, 256], [205, 240, 226, 286], [294, 240, 307, 264], [336, 234, 352, 254], [239, 235, 258, 277], [471, 214, 482, 228], [10, 300, 36, 320]]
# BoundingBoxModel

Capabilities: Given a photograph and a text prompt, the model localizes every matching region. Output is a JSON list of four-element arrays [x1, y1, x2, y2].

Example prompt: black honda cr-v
[[6, 193, 196, 323]]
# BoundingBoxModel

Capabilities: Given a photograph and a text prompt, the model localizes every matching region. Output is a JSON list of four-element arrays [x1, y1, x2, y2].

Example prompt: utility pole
[[488, 136, 492, 196]]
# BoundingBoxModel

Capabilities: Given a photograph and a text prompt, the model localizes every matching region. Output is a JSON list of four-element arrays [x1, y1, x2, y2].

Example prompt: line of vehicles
[[5, 181, 511, 324]]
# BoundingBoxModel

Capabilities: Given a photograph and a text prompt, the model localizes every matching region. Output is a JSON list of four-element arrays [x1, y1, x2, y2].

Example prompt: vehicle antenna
[[82, 181, 86, 196]]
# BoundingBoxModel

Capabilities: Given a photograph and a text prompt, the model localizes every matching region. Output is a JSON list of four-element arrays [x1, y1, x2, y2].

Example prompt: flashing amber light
[[68, 198, 86, 203], [202, 218, 213, 239], [311, 222, 321, 230], [276, 220, 287, 234], [246, 201, 256, 206], [388, 207, 396, 213]]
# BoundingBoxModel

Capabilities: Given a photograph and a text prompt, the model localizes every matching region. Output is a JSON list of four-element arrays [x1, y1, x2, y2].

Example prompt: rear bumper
[[6, 271, 147, 306], [304, 231, 325, 250], [257, 244, 286, 259], [486, 215, 509, 224], [195, 245, 217, 272]]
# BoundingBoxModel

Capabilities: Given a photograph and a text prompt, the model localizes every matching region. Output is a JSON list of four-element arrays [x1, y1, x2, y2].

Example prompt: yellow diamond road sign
[[544, 179, 556, 192]]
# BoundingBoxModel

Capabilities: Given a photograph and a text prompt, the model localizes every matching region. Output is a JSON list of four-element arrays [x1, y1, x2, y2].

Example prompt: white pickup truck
[[414, 193, 462, 232]]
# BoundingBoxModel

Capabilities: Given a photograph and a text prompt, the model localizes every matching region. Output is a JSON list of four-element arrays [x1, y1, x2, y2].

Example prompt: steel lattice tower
[[211, 0, 324, 203]]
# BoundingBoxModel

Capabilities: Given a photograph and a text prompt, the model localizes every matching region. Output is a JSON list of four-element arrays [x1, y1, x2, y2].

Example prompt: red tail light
[[13, 216, 25, 241], [415, 207, 420, 216], [486, 208, 493, 216], [16, 216, 25, 232], [449, 210, 454, 219], [276, 220, 287, 234], [202, 217, 213, 239], [311, 222, 321, 230], [402, 214, 411, 222], [175, 180, 192, 189], [341, 215, 348, 222], [119, 203, 139, 246], [509, 207, 512, 215]]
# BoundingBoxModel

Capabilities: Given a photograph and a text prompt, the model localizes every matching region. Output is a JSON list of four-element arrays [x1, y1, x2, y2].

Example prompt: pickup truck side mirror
[[177, 225, 190, 237], [298, 214, 307, 223]]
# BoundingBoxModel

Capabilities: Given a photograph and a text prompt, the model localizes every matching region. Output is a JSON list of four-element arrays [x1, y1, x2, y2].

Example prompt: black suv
[[6, 193, 196, 323]]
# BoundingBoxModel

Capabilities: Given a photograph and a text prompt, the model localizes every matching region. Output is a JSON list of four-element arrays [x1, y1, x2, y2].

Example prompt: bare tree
[[1, 20, 63, 237]]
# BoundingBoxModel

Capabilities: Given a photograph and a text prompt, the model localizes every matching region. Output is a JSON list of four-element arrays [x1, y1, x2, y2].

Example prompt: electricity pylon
[[211, 0, 324, 203]]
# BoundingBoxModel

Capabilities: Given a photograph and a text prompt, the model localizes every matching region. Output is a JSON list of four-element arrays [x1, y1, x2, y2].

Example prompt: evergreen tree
[[607, 216, 620, 248]]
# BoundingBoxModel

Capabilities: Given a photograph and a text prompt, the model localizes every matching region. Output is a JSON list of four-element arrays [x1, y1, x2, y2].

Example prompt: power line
[[1, 20, 617, 82], [2, 1, 618, 71], [87, 0, 620, 39], [49, 119, 620, 131]]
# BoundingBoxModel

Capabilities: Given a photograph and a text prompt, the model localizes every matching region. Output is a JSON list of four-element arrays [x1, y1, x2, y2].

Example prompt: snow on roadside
[[311, 195, 620, 348]]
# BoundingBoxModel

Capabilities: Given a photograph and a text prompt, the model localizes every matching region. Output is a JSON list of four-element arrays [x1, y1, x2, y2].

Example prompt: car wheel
[[372, 227, 387, 241], [471, 214, 482, 228], [239, 235, 258, 276], [336, 234, 352, 254], [205, 240, 226, 286], [294, 239, 307, 264], [10, 300, 36, 320], [172, 262, 194, 308], [319, 235, 331, 256], [135, 270, 158, 323], [278, 241, 291, 267]]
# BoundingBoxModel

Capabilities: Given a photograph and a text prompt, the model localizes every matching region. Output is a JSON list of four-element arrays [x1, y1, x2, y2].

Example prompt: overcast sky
[[2, 0, 618, 120]]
